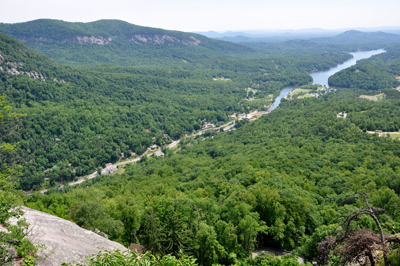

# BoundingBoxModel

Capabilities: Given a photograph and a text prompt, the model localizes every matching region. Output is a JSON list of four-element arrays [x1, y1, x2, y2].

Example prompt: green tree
[[140, 208, 166, 255], [0, 96, 36, 264], [164, 209, 190, 257]]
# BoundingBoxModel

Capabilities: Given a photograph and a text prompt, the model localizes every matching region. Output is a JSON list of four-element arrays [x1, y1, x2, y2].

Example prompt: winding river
[[268, 49, 386, 112], [310, 49, 385, 87]]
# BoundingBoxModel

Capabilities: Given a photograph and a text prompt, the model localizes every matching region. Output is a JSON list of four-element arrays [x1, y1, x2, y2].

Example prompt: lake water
[[268, 49, 386, 112], [268, 87, 295, 111], [310, 49, 385, 87]]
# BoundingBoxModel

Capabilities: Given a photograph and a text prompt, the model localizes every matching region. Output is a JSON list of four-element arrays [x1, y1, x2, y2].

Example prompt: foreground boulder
[[22, 207, 126, 265]]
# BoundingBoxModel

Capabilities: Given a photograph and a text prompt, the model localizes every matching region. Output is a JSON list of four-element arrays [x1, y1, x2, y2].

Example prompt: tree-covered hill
[[314, 30, 400, 45], [0, 19, 254, 66], [329, 51, 400, 90], [242, 30, 400, 53], [24, 88, 400, 265]]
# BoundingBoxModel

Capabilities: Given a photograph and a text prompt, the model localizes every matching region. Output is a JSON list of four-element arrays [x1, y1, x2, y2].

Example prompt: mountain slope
[[313, 30, 400, 45], [0, 19, 254, 66], [328, 51, 400, 89], [0, 33, 69, 81], [0, 31, 358, 193], [24, 87, 400, 264], [242, 30, 400, 53], [0, 33, 252, 191]]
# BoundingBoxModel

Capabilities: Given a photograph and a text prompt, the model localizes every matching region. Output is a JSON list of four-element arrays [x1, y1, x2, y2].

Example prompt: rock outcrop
[[20, 207, 126, 265], [69, 36, 115, 45], [127, 34, 201, 45], [2, 65, 46, 82], [15, 35, 115, 45], [14, 34, 201, 46]]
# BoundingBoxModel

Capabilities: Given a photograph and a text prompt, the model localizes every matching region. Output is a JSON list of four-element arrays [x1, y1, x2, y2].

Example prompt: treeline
[[24, 88, 400, 265]]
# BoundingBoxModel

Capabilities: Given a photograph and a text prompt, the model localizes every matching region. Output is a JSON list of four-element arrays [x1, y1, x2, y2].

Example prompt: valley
[[1, 19, 400, 266]]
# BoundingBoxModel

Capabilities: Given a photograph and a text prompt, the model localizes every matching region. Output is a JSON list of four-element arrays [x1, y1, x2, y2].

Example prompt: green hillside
[[0, 32, 356, 191], [0, 19, 254, 66], [315, 30, 400, 45], [25, 87, 400, 265], [329, 51, 400, 89], [2, 19, 400, 266]]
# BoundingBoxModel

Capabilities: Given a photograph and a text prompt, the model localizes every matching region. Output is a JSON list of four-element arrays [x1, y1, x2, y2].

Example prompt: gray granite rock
[[21, 207, 126, 265]]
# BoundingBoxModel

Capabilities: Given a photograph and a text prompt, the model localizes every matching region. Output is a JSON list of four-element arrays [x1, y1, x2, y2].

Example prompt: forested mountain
[[0, 32, 356, 191], [1, 17, 399, 265], [329, 51, 400, 89], [0, 19, 254, 66], [314, 30, 400, 45], [196, 27, 400, 43], [242, 30, 400, 53], [24, 87, 400, 265]]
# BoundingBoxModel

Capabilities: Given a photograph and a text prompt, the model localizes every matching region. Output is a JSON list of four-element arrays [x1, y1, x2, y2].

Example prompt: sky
[[1, 0, 400, 32]]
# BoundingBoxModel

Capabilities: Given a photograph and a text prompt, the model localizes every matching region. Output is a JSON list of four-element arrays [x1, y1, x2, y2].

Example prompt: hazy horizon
[[1, 0, 400, 32]]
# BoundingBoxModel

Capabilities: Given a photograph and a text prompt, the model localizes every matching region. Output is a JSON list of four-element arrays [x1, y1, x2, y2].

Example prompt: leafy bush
[[62, 249, 197, 266]]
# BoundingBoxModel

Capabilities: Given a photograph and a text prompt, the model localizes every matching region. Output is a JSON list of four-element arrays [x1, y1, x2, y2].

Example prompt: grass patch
[[389, 133, 400, 139], [290, 89, 311, 96], [298, 94, 314, 99]]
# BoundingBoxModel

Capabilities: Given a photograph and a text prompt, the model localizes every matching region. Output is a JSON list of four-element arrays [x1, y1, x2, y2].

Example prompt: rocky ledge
[[15, 34, 201, 46], [20, 207, 126, 265], [68, 36, 115, 45]]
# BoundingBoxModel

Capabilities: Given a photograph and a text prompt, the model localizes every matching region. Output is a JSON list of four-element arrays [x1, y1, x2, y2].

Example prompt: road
[[40, 138, 183, 193], [39, 118, 255, 194]]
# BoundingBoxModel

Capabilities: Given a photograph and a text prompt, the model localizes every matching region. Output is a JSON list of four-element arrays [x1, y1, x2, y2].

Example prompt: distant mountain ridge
[[241, 30, 400, 53], [313, 30, 400, 44], [0, 19, 253, 66], [195, 26, 400, 43], [0, 19, 204, 46]]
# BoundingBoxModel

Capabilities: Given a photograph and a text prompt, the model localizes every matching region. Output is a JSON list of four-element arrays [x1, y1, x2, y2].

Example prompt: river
[[268, 49, 386, 112], [268, 87, 294, 111], [310, 49, 385, 87]]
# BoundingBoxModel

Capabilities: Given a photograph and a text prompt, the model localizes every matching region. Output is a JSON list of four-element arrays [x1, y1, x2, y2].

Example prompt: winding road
[[39, 118, 254, 194]]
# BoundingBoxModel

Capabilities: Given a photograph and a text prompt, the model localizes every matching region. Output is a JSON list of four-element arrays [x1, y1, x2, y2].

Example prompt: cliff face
[[127, 34, 201, 45], [20, 207, 126, 265], [0, 19, 204, 47], [15, 34, 201, 46]]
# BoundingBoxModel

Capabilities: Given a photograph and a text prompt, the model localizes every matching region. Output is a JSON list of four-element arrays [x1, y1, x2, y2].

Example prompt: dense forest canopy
[[1, 19, 400, 265], [25, 88, 400, 265], [329, 51, 400, 90], [0, 32, 356, 191]]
